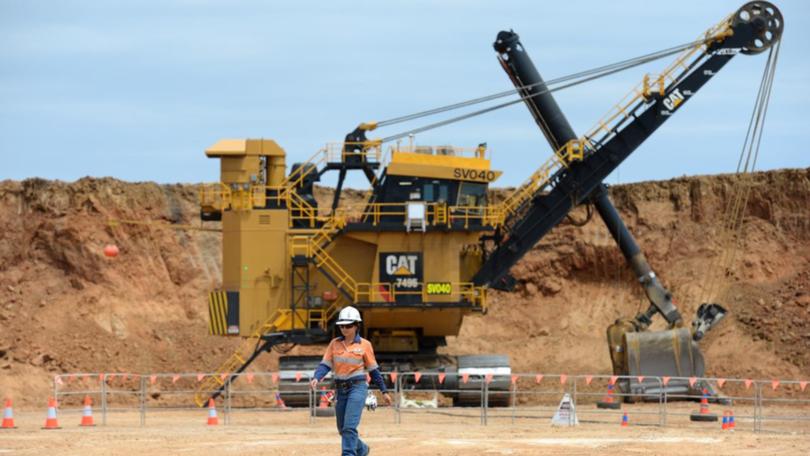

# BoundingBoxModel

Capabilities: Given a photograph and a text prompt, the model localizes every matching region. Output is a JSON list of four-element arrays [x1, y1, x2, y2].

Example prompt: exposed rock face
[[0, 169, 808, 404]]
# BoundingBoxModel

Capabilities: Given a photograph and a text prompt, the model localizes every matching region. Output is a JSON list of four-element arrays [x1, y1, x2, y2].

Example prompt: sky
[[2, 0, 808, 188]]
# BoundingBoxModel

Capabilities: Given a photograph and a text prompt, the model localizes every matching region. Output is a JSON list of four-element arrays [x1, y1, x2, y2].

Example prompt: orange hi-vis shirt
[[321, 335, 379, 381]]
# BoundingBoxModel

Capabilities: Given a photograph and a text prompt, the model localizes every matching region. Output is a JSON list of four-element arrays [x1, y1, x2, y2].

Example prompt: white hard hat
[[336, 306, 362, 325]]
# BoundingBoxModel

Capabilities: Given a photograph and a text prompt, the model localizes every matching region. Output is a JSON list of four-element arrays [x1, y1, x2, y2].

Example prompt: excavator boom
[[475, 5, 780, 289], [476, 2, 781, 397]]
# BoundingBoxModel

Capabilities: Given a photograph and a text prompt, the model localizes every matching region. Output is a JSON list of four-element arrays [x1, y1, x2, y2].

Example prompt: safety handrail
[[583, 16, 733, 146], [391, 143, 491, 160], [199, 183, 232, 211], [498, 138, 590, 220], [322, 141, 383, 164]]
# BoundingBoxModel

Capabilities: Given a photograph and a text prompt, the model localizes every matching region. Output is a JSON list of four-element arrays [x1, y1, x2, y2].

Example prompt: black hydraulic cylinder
[[591, 185, 682, 326], [491, 29, 683, 327], [592, 186, 642, 262], [493, 30, 577, 151]]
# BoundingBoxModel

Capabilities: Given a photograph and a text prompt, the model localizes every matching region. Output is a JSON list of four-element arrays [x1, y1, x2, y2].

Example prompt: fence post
[[479, 376, 483, 426], [657, 377, 665, 427], [139, 375, 146, 427], [395, 374, 401, 425], [662, 380, 668, 428], [755, 382, 762, 433], [511, 379, 517, 425], [481, 376, 487, 426], [571, 377, 577, 426], [100, 374, 107, 426], [225, 376, 232, 426], [308, 380, 314, 425]]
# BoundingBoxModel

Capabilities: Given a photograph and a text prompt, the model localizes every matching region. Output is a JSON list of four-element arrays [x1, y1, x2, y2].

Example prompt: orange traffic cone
[[699, 390, 710, 413], [207, 398, 219, 426], [319, 387, 330, 409], [689, 388, 718, 422], [80, 396, 95, 427], [42, 397, 61, 429], [275, 392, 287, 409], [597, 383, 621, 410], [2, 399, 17, 429]]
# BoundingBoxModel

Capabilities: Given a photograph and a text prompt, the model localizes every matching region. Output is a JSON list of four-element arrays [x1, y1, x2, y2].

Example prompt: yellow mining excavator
[[193, 1, 782, 406]]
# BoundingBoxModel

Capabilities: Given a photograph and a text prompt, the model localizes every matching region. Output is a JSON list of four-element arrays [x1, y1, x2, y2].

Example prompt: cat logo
[[385, 254, 419, 276], [715, 48, 741, 55], [380, 252, 423, 303], [662, 88, 685, 112]]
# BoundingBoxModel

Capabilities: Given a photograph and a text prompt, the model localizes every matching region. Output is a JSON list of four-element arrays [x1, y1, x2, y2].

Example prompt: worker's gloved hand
[[309, 378, 319, 390], [382, 392, 393, 406]]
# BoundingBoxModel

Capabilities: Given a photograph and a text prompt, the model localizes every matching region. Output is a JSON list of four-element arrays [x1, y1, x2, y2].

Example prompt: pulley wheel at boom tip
[[733, 1, 783, 55]]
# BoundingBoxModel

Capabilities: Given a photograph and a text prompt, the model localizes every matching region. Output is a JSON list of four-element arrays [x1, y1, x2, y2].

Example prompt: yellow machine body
[[202, 139, 496, 351]]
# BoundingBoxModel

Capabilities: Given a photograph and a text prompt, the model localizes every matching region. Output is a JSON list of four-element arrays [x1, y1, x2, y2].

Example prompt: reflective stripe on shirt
[[334, 356, 364, 366]]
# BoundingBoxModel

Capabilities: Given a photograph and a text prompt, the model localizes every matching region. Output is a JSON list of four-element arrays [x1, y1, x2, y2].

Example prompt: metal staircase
[[194, 147, 356, 407], [193, 309, 282, 407]]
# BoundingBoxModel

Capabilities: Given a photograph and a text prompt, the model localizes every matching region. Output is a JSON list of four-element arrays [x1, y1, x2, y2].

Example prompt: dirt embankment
[[1, 169, 808, 405], [452, 169, 810, 381]]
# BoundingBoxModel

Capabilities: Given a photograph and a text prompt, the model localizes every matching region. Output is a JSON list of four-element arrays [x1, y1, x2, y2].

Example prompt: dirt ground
[[2, 405, 810, 456]]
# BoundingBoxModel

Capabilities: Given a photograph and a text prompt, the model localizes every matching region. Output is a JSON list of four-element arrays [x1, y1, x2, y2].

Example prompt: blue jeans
[[335, 381, 369, 456]]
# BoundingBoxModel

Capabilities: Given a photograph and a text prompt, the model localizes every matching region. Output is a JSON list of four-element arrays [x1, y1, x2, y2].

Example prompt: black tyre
[[457, 354, 510, 369], [279, 356, 322, 407], [596, 401, 622, 410], [455, 354, 511, 407], [690, 412, 719, 422]]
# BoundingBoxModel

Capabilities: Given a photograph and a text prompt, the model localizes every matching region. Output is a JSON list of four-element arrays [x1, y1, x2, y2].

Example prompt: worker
[[310, 306, 392, 456]]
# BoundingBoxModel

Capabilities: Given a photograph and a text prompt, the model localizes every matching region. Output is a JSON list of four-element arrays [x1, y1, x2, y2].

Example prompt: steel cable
[[698, 42, 780, 305], [376, 38, 709, 130], [379, 44, 697, 143]]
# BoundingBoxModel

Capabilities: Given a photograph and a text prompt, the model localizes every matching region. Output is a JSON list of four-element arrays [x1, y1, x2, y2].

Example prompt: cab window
[[423, 183, 434, 202], [423, 181, 449, 203], [438, 184, 448, 203], [457, 182, 487, 207]]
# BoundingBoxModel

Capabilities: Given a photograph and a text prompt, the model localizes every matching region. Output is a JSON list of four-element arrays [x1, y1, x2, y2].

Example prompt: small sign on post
[[551, 393, 578, 426]]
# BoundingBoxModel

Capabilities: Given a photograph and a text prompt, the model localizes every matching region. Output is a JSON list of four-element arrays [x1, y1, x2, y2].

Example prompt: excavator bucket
[[623, 328, 707, 399]]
